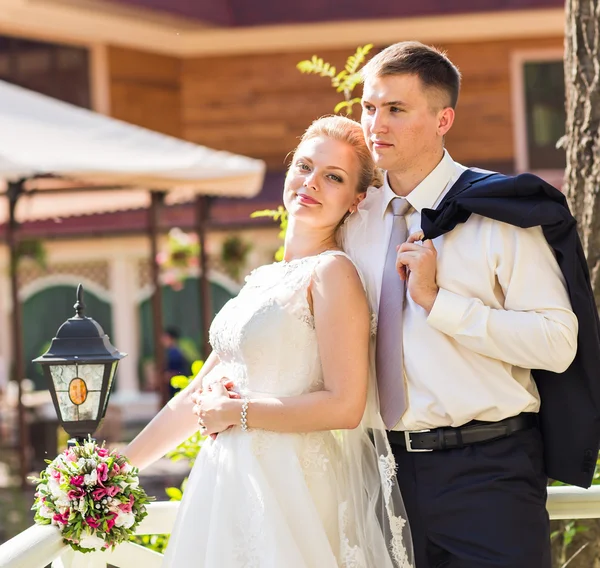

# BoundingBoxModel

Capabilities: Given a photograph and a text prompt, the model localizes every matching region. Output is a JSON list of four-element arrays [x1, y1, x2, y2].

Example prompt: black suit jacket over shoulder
[[421, 169, 600, 488]]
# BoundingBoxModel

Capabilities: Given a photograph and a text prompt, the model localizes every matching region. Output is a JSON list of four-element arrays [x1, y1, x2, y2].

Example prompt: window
[[512, 50, 566, 179], [0, 35, 90, 108]]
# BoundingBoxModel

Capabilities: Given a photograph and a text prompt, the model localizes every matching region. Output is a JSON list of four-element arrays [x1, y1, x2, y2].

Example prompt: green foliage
[[16, 238, 47, 269], [549, 453, 600, 565], [130, 533, 169, 554], [178, 337, 202, 366], [250, 206, 288, 261], [296, 44, 374, 116], [221, 235, 252, 281]]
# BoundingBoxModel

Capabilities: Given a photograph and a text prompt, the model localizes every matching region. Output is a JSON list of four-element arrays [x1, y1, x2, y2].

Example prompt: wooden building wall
[[108, 36, 563, 173], [107, 46, 182, 138]]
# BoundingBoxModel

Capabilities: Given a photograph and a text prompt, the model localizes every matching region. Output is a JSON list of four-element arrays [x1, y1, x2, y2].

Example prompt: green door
[[138, 278, 235, 372], [22, 285, 113, 390]]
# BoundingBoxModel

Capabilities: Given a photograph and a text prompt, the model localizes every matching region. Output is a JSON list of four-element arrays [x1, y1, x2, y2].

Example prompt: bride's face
[[283, 136, 364, 229]]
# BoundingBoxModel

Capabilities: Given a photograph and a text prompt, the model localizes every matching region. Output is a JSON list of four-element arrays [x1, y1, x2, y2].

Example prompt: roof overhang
[[0, 0, 565, 57]]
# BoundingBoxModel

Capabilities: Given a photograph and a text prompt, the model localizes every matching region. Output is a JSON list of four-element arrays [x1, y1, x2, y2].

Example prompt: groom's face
[[361, 73, 447, 175]]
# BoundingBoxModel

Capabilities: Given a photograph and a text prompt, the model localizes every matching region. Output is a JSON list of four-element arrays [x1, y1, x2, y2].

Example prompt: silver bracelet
[[240, 397, 249, 431]]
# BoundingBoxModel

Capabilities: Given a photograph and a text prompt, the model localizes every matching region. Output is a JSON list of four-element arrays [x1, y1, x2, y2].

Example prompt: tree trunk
[[563, 0, 600, 293], [557, 1, 600, 566]]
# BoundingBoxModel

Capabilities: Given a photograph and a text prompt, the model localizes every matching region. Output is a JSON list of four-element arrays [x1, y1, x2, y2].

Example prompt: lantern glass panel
[[50, 363, 105, 423], [76, 391, 102, 421], [78, 364, 104, 390], [102, 362, 118, 415], [56, 391, 78, 422], [50, 364, 77, 391]]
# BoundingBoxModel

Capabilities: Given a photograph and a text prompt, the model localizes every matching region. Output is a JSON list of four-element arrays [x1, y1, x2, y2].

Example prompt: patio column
[[109, 254, 140, 395], [0, 255, 10, 393]]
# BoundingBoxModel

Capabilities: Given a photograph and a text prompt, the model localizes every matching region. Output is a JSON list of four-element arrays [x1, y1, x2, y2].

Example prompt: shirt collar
[[380, 150, 458, 218]]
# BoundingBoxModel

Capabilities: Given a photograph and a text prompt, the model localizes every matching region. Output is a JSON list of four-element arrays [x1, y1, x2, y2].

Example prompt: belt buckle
[[404, 429, 432, 452]]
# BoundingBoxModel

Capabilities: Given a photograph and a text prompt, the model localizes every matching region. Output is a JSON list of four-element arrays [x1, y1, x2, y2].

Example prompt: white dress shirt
[[342, 151, 578, 431]]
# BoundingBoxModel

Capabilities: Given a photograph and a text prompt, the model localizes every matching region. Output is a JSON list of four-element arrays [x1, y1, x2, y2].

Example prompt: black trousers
[[390, 426, 551, 568]]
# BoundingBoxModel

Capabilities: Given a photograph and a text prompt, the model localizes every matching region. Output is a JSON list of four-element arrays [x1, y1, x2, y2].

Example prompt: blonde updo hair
[[291, 115, 383, 192]]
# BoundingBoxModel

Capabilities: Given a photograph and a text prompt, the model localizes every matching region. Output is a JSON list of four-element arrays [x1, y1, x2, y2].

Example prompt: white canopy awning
[[0, 80, 266, 223]]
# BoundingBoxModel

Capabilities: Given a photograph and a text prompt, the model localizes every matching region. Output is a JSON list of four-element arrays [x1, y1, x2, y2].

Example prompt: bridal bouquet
[[31, 439, 152, 553]]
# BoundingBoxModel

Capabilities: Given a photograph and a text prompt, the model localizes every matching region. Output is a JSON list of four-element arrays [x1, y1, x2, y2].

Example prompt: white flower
[[128, 478, 139, 489], [77, 458, 87, 468], [77, 499, 87, 513], [87, 459, 97, 469], [121, 463, 132, 474], [55, 493, 71, 508], [84, 470, 98, 486], [47, 477, 61, 496], [79, 530, 105, 551], [114, 511, 135, 529], [118, 480, 129, 490], [38, 505, 54, 519], [47, 478, 70, 507]]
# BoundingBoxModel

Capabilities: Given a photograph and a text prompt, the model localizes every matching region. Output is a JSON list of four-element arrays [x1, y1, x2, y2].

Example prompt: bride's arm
[[123, 351, 220, 471], [196, 256, 370, 434]]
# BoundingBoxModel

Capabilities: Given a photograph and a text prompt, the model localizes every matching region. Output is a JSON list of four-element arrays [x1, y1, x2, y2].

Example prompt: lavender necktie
[[376, 197, 411, 429]]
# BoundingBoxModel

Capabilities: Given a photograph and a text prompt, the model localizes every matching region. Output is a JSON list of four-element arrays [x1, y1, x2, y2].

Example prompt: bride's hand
[[192, 382, 242, 437], [191, 378, 240, 439]]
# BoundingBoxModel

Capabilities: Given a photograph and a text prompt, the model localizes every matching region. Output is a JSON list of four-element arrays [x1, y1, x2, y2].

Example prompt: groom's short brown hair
[[361, 41, 461, 109]]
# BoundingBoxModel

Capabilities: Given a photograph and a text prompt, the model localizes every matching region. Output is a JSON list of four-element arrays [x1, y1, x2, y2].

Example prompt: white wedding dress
[[162, 252, 413, 568]]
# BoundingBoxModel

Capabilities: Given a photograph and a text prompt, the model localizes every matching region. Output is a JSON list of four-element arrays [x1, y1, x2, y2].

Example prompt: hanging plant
[[16, 238, 47, 269], [156, 228, 199, 291], [220, 235, 252, 281]]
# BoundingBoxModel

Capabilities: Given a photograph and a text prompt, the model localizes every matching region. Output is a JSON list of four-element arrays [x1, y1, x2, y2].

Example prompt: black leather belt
[[388, 413, 538, 452]]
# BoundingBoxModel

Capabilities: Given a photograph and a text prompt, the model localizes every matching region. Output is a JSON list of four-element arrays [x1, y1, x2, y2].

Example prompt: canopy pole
[[195, 196, 212, 359], [148, 191, 168, 408], [7, 180, 30, 489]]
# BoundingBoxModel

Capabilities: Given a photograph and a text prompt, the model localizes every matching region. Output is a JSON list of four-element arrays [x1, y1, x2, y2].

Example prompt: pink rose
[[111, 464, 120, 476], [96, 463, 109, 485], [92, 487, 108, 501], [118, 494, 135, 514], [67, 488, 85, 500], [96, 448, 109, 458], [85, 516, 101, 529], [70, 475, 84, 487], [106, 485, 121, 497], [65, 451, 77, 462], [53, 510, 70, 525], [105, 513, 117, 531], [50, 468, 62, 481]]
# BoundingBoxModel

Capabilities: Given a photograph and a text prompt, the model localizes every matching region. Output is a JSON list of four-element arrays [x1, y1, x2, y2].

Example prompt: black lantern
[[33, 284, 126, 445]]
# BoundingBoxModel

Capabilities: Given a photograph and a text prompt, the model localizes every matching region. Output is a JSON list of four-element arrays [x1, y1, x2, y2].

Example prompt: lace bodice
[[207, 252, 344, 396]]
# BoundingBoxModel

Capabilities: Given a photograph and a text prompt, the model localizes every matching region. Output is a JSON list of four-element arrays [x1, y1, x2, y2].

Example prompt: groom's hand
[[396, 231, 439, 313]]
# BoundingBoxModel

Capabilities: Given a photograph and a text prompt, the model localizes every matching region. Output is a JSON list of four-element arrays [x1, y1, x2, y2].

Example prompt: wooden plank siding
[[107, 46, 182, 138], [108, 37, 563, 172]]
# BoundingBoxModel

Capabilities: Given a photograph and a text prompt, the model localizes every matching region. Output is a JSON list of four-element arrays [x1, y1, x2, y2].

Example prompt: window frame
[[510, 48, 565, 187], [0, 32, 109, 114]]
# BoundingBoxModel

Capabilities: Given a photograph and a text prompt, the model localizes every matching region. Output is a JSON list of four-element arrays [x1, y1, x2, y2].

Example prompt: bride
[[124, 115, 413, 568]]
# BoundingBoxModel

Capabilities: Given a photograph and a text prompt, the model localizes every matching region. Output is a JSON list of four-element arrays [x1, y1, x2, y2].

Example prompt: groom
[[343, 41, 600, 568]]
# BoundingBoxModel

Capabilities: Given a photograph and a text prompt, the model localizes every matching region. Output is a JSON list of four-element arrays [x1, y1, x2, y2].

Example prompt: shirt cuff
[[426, 288, 471, 336]]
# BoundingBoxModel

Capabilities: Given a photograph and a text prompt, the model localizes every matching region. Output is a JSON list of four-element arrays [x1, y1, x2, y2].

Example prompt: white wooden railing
[[2, 486, 600, 568]]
